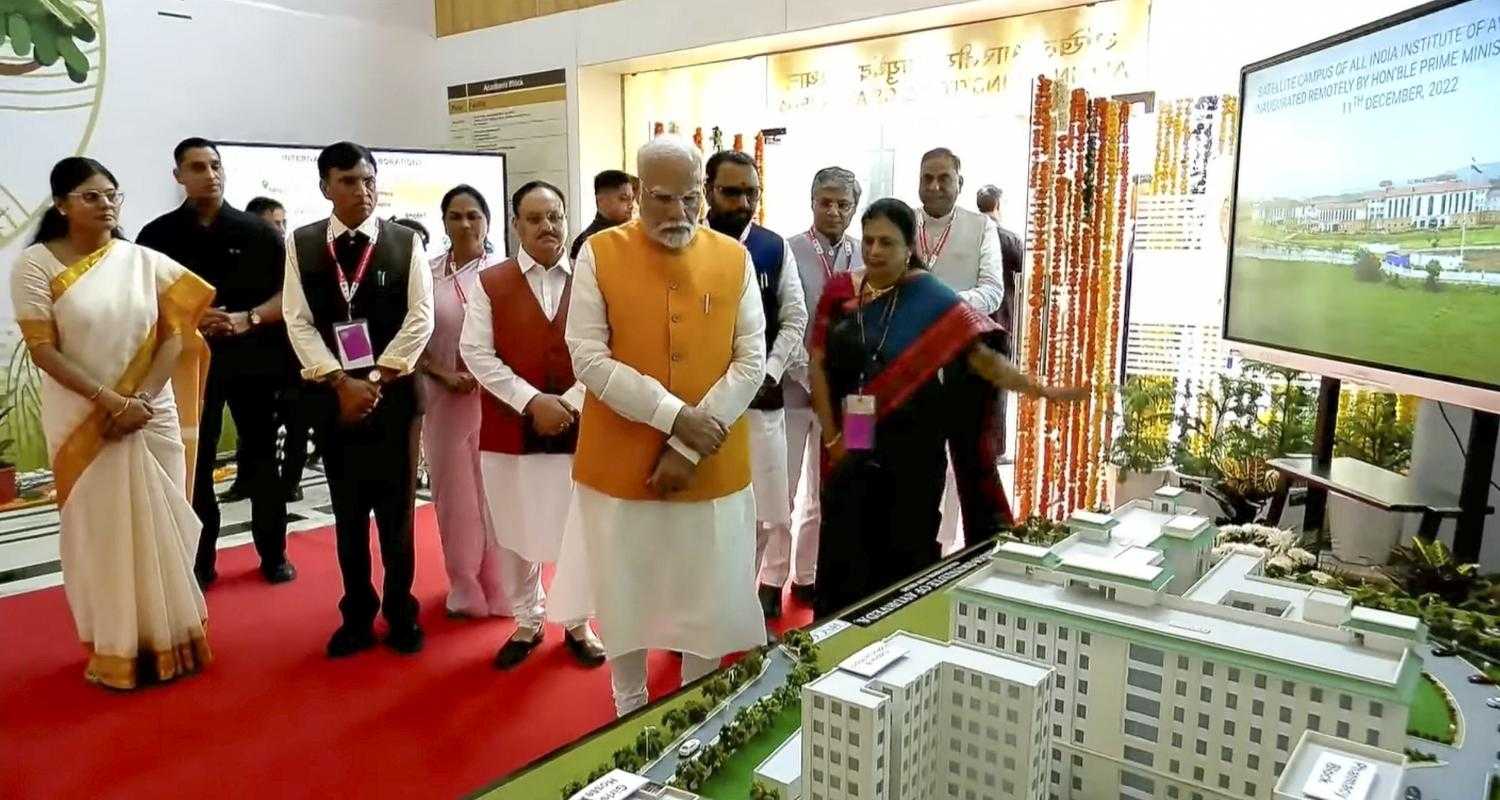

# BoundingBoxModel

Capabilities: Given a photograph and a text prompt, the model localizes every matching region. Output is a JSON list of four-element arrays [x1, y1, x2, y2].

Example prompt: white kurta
[[546, 236, 768, 659], [458, 248, 586, 565], [745, 226, 806, 528]]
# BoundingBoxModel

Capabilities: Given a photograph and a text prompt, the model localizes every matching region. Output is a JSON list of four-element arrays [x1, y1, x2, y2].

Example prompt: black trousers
[[313, 380, 421, 630], [277, 383, 312, 494], [194, 371, 288, 573]]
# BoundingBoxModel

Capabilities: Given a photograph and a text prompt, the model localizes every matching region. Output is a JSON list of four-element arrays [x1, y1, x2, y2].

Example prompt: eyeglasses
[[67, 190, 124, 206], [714, 185, 761, 202]]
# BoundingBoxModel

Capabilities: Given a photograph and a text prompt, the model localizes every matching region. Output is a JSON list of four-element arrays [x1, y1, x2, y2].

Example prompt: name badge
[[843, 394, 876, 450], [333, 319, 376, 370]]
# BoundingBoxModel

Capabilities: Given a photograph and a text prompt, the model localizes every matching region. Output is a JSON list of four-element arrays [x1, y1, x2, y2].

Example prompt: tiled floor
[[0, 466, 437, 598]]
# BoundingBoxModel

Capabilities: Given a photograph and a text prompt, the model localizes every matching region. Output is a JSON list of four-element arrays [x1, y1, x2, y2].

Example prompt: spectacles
[[714, 185, 761, 202], [67, 190, 124, 206]]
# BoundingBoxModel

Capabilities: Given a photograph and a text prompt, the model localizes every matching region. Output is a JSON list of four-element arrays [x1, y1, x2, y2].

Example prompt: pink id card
[[843, 394, 876, 450]]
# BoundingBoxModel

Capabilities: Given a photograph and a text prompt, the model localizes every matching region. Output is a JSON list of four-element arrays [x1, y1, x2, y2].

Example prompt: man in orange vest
[[458, 180, 606, 671], [546, 135, 768, 717]]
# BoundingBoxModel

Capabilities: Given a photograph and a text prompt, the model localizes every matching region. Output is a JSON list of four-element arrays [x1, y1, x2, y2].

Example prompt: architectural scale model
[[950, 487, 1426, 800], [797, 632, 1055, 800], [592, 486, 1429, 800]]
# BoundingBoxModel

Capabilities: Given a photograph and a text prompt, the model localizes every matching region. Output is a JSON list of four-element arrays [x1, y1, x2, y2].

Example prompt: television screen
[[216, 143, 508, 256], [1224, 0, 1500, 409]]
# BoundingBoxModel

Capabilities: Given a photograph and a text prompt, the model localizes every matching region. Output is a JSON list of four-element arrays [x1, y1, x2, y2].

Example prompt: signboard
[[447, 68, 569, 252], [1302, 753, 1378, 800], [766, 0, 1150, 114]]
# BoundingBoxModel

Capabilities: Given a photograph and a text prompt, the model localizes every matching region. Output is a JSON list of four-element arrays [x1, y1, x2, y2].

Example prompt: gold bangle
[[822, 432, 843, 449], [87, 384, 105, 402], [110, 398, 136, 419]]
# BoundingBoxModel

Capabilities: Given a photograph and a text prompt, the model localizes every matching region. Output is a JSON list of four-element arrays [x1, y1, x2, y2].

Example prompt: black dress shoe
[[194, 567, 217, 589], [219, 485, 249, 504], [759, 583, 783, 619], [385, 624, 425, 655], [327, 625, 377, 658], [790, 582, 817, 604], [494, 628, 544, 670], [262, 561, 297, 584], [286, 488, 304, 503], [564, 628, 607, 668]]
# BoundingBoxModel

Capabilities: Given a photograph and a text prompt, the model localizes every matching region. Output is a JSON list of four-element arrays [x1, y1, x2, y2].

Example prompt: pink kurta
[[421, 251, 506, 616]]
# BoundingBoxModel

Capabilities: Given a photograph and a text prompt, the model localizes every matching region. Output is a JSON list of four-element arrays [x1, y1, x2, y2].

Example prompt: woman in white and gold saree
[[11, 157, 215, 690]]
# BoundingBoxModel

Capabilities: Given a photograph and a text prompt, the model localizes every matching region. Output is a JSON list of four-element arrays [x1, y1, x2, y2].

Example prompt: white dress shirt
[[566, 236, 767, 464], [459, 247, 587, 415], [920, 206, 1005, 315], [282, 213, 435, 380]]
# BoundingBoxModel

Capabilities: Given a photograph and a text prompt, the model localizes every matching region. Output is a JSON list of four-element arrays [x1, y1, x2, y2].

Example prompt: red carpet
[[0, 506, 812, 800]]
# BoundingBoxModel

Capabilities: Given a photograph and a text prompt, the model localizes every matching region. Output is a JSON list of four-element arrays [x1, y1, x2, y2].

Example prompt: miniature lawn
[[1406, 673, 1457, 745]]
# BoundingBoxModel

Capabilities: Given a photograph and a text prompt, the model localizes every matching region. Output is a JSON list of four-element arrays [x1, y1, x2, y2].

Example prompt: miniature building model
[[567, 770, 703, 799], [801, 633, 1055, 800], [950, 493, 1427, 800], [1273, 731, 1409, 800], [755, 730, 804, 799]]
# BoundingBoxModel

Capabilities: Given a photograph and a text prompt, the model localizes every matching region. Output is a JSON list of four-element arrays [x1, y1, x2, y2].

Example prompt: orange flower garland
[[754, 132, 766, 225], [1016, 76, 1133, 520], [693, 127, 704, 152], [1016, 76, 1054, 520], [733, 133, 745, 152]]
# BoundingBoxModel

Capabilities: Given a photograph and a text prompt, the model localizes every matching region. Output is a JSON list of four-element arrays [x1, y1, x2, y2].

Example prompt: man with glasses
[[546, 135, 767, 716], [779, 167, 863, 608], [700, 150, 807, 619], [137, 137, 295, 588]]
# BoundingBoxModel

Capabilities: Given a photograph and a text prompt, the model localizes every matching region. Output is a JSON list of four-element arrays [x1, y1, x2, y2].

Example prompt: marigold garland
[[693, 127, 704, 152], [754, 131, 766, 225], [1016, 76, 1054, 518], [1015, 77, 1133, 520]]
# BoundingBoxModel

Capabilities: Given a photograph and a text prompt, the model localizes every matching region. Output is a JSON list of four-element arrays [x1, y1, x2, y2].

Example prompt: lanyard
[[918, 216, 954, 265], [446, 251, 471, 306], [855, 275, 902, 388], [326, 234, 376, 310], [808, 229, 847, 280]]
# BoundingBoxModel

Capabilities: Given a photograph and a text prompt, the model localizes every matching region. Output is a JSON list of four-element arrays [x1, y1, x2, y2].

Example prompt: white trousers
[[497, 545, 586, 631], [756, 405, 821, 587], [609, 649, 721, 717], [937, 455, 967, 556]]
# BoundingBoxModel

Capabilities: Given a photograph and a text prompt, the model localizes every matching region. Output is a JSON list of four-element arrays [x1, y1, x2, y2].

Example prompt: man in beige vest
[[917, 147, 1005, 555], [547, 136, 768, 716]]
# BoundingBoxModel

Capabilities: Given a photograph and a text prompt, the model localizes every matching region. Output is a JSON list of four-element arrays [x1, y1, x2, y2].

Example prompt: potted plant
[[0, 387, 16, 505], [1108, 375, 1176, 505], [1327, 389, 1414, 565]]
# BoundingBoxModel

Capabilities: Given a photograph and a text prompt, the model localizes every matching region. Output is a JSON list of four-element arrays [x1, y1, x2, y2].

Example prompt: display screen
[[216, 143, 508, 256], [1225, 0, 1500, 391]]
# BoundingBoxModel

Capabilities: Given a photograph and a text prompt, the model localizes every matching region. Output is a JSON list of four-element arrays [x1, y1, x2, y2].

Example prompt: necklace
[[856, 275, 902, 385]]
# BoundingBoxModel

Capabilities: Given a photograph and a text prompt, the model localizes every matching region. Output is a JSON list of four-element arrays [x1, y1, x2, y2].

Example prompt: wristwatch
[[367, 369, 384, 384], [248, 311, 263, 328]]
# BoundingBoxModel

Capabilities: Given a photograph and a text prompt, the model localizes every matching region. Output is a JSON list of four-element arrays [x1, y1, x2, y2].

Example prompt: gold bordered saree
[[12, 240, 215, 689]]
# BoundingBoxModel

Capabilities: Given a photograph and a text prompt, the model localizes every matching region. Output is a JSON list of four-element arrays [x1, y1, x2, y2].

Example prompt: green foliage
[[1425, 259, 1443, 292], [559, 779, 585, 799], [5, 339, 47, 470], [751, 780, 783, 800], [1006, 515, 1071, 546], [1354, 249, 1383, 282], [1385, 538, 1479, 605], [1334, 390, 1414, 472], [684, 699, 708, 724], [1110, 375, 1175, 474]]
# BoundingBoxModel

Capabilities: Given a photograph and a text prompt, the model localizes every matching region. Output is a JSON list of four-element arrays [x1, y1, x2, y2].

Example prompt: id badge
[[333, 319, 376, 370], [843, 394, 876, 450]]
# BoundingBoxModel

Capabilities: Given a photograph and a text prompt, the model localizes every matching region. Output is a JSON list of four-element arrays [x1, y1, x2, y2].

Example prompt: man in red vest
[[458, 180, 606, 669]]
